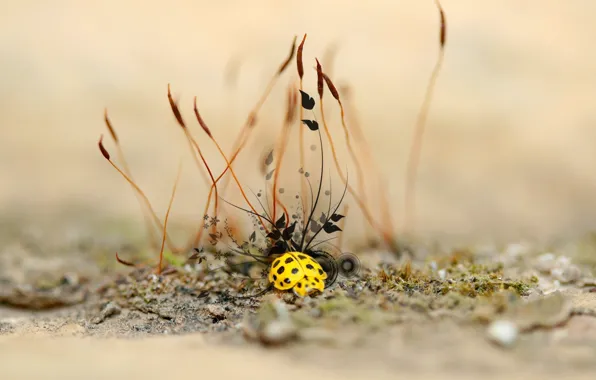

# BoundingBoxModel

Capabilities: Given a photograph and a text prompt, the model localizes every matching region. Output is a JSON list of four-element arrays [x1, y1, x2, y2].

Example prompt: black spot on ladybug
[[292, 268, 299, 275], [273, 275, 278, 281], [314, 278, 320, 283], [284, 278, 291, 284], [284, 257, 294, 264], [277, 266, 285, 275], [318, 269, 324, 275], [306, 264, 314, 270], [272, 259, 281, 268], [297, 282, 302, 288], [279, 282, 284, 287], [298, 254, 308, 260]]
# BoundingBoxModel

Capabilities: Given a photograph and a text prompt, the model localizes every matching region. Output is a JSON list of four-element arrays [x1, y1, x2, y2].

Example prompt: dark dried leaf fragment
[[299, 90, 315, 110], [322, 222, 342, 234], [301, 119, 319, 131], [275, 214, 286, 229], [267, 230, 281, 241], [330, 213, 345, 222], [282, 221, 297, 241]]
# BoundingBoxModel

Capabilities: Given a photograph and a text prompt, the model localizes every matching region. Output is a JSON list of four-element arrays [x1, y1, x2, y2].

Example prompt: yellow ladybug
[[268, 251, 327, 297]]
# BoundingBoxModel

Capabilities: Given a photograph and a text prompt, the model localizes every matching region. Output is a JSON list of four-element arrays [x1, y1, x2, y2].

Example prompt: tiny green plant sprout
[[97, 1, 447, 298]]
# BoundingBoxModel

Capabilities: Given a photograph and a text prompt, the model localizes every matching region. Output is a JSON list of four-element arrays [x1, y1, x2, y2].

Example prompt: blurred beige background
[[1, 0, 596, 244]]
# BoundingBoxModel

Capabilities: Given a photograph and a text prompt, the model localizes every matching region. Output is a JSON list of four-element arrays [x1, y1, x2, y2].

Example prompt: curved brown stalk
[[218, 36, 298, 201], [314, 60, 395, 251], [297, 34, 309, 222], [321, 71, 375, 233], [104, 109, 161, 249], [271, 84, 298, 222], [97, 135, 178, 252], [156, 160, 182, 274], [404, 0, 447, 234], [167, 84, 211, 189], [184, 97, 271, 251], [337, 203, 349, 252], [338, 85, 392, 237], [167, 84, 219, 252]]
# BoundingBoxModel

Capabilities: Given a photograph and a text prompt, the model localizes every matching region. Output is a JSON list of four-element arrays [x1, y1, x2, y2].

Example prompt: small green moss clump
[[369, 256, 535, 299]]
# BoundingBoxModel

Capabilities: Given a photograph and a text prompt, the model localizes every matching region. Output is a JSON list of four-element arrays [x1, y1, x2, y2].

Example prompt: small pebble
[[503, 243, 528, 258], [310, 308, 322, 318], [551, 265, 582, 284], [260, 320, 297, 346], [438, 269, 447, 281], [429, 261, 438, 272], [487, 319, 518, 348], [535, 253, 556, 273], [206, 305, 226, 319], [92, 302, 121, 324]]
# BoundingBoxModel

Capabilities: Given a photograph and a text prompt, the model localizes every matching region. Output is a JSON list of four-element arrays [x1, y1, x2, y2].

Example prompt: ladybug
[[268, 251, 327, 297]]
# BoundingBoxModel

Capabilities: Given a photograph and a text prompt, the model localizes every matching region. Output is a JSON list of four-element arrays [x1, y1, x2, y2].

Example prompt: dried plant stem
[[157, 160, 182, 275], [318, 97, 391, 249], [184, 97, 271, 251], [322, 74, 374, 235], [215, 72, 270, 203], [340, 86, 378, 176], [404, 0, 446, 234], [340, 87, 391, 234], [297, 34, 308, 222], [98, 136, 178, 252], [298, 78, 308, 222], [337, 203, 349, 252], [167, 84, 220, 253], [104, 110, 161, 249], [182, 128, 219, 235], [315, 60, 395, 252], [167, 86, 211, 189], [187, 137, 270, 249], [320, 72, 380, 242], [219, 37, 297, 201], [272, 85, 297, 222], [210, 138, 270, 231]]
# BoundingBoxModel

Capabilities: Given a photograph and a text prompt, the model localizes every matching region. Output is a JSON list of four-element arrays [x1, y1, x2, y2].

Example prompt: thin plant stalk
[[156, 160, 182, 274], [271, 84, 298, 222], [218, 36, 298, 200], [314, 59, 395, 252], [404, 0, 447, 234], [104, 110, 161, 249], [97, 135, 178, 252]]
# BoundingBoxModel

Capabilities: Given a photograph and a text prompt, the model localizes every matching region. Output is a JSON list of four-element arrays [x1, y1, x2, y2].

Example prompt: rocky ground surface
[[1, 214, 596, 379]]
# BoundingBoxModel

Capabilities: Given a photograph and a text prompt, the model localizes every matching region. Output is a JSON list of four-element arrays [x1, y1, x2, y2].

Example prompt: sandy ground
[[2, 1, 596, 378]]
